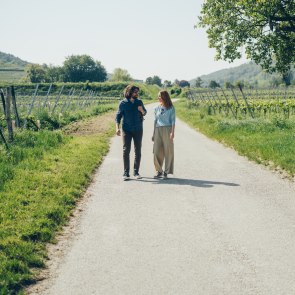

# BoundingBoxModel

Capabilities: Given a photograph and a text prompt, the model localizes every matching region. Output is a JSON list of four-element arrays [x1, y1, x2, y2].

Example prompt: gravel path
[[31, 102, 295, 295]]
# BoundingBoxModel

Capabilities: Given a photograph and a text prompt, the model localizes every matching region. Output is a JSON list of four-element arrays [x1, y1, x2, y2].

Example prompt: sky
[[1, 0, 248, 82]]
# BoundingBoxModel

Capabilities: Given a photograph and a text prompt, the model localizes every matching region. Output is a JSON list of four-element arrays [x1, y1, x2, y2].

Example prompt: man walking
[[116, 85, 147, 180]]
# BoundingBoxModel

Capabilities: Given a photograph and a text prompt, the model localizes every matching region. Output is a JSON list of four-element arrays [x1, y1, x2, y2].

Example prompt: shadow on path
[[137, 177, 240, 188]]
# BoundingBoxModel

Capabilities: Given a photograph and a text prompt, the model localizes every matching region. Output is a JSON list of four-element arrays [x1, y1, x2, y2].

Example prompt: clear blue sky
[[1, 0, 247, 81]]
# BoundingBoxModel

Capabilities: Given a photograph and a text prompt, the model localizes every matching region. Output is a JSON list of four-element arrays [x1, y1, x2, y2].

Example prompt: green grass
[[175, 99, 295, 175], [0, 125, 114, 294], [0, 70, 25, 83], [139, 84, 161, 100]]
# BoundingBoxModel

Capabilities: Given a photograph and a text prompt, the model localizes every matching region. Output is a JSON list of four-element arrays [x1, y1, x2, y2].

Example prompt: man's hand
[[116, 129, 121, 136], [170, 132, 174, 140], [138, 106, 145, 114], [152, 135, 154, 142]]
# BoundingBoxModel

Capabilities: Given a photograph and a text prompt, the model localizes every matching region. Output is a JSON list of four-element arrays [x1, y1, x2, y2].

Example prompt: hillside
[[0, 51, 29, 82], [0, 51, 29, 69], [190, 62, 294, 88]]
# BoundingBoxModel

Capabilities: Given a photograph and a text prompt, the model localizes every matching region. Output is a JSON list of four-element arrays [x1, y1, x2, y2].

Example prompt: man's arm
[[138, 101, 147, 116], [115, 102, 123, 136]]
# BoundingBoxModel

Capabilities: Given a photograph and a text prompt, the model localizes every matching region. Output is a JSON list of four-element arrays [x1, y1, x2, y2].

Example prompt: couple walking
[[115, 85, 176, 181]]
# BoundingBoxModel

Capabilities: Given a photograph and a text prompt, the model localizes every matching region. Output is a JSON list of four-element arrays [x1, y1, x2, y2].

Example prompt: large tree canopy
[[111, 68, 132, 82], [63, 55, 107, 82], [197, 0, 295, 75]]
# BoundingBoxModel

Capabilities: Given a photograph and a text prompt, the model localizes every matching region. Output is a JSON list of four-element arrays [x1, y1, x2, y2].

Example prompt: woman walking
[[152, 90, 175, 179]]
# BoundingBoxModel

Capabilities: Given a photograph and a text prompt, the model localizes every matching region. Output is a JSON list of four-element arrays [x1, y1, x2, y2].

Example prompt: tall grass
[[0, 128, 113, 294], [175, 99, 295, 175]]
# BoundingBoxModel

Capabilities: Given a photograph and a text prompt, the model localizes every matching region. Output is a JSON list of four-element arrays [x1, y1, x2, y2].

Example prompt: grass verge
[[0, 114, 115, 294], [175, 99, 295, 176]]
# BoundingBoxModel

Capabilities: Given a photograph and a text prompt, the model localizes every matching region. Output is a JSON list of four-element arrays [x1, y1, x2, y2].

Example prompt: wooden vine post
[[5, 87, 13, 142]]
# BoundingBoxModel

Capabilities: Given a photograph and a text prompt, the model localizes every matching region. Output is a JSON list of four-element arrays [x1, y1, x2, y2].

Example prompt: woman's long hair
[[124, 85, 140, 99], [159, 90, 173, 109]]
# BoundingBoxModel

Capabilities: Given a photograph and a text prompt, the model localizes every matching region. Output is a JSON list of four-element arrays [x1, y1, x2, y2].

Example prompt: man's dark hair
[[124, 85, 140, 99]]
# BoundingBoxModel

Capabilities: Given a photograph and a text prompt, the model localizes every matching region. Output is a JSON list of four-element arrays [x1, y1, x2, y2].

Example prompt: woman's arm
[[170, 107, 176, 140], [170, 124, 175, 140]]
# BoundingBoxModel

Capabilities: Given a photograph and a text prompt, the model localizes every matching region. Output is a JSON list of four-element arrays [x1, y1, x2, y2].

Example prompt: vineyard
[[186, 87, 295, 120], [0, 82, 157, 149], [175, 86, 295, 178]]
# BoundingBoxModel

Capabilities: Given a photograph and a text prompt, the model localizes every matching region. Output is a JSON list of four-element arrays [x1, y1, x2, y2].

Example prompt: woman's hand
[[116, 129, 121, 136]]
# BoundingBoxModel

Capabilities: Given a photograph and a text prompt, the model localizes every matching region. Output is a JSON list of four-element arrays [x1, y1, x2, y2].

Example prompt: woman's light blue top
[[154, 105, 176, 127]]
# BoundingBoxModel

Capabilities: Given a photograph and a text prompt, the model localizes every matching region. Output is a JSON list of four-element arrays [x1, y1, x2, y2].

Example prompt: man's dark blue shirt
[[115, 98, 147, 132]]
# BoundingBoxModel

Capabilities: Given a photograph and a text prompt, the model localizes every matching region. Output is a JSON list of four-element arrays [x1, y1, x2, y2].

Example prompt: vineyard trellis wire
[[186, 87, 295, 120], [0, 84, 121, 148]]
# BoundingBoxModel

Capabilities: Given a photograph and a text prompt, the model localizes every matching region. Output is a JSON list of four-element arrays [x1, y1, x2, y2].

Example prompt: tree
[[197, 0, 295, 75], [63, 55, 107, 82], [111, 68, 132, 82], [145, 77, 153, 84], [195, 77, 203, 88], [173, 79, 180, 86], [282, 70, 293, 86], [225, 81, 233, 89], [209, 80, 220, 88], [145, 75, 162, 86], [163, 80, 172, 87], [179, 80, 190, 88], [152, 75, 162, 86], [45, 65, 64, 82], [234, 81, 245, 89], [24, 64, 47, 83]]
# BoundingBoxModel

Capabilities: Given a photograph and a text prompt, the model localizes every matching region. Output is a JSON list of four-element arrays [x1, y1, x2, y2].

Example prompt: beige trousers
[[153, 126, 174, 174]]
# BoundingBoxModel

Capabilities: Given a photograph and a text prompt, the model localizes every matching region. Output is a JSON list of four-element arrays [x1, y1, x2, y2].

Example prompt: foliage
[[63, 55, 107, 83], [225, 81, 233, 89], [45, 64, 65, 82], [209, 80, 220, 88], [170, 87, 182, 97], [195, 77, 203, 88], [145, 75, 162, 86], [282, 70, 293, 86], [197, 0, 295, 75], [23, 55, 107, 83], [163, 80, 172, 87], [0, 127, 113, 293], [176, 99, 295, 175], [179, 80, 190, 88], [111, 68, 132, 82], [234, 80, 245, 89], [173, 79, 180, 86], [24, 64, 47, 83]]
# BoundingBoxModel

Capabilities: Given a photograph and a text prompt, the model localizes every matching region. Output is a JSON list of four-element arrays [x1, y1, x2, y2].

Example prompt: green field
[[0, 70, 25, 83]]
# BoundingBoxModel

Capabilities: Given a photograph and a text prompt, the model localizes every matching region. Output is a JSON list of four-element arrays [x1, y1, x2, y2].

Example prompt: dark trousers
[[122, 130, 143, 174]]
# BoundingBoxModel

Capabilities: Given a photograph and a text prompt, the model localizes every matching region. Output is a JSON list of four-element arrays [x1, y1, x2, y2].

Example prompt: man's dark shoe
[[163, 172, 168, 179], [153, 171, 163, 179], [123, 172, 130, 181]]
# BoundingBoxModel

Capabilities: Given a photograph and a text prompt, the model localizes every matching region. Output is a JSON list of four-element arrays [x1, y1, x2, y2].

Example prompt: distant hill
[[0, 51, 29, 69], [190, 62, 294, 88], [0, 51, 29, 82]]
